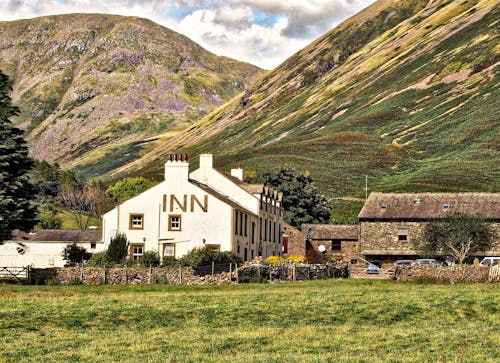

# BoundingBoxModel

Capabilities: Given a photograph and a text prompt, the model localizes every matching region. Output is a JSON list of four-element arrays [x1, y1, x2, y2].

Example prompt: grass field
[[1, 279, 498, 362]]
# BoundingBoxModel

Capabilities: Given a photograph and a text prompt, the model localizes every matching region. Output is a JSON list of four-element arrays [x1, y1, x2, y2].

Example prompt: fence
[[0, 266, 30, 283], [236, 263, 349, 283], [489, 265, 499, 282]]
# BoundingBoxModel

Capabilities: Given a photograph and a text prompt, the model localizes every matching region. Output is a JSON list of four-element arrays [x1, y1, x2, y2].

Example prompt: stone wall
[[308, 239, 359, 261], [30, 266, 235, 285], [360, 221, 500, 257], [393, 265, 491, 283]]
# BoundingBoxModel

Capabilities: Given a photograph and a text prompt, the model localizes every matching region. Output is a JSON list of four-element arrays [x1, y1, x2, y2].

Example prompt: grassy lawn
[[0, 279, 498, 362]]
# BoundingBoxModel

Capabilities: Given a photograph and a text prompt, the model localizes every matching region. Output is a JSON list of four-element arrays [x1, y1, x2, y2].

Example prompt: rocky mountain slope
[[118, 0, 498, 204], [0, 13, 263, 176]]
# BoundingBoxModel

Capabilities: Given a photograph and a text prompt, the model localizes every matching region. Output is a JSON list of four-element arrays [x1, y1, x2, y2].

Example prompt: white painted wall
[[0, 241, 104, 268]]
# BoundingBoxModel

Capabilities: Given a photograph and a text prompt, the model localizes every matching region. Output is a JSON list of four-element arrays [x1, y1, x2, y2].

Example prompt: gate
[[0, 266, 30, 283]]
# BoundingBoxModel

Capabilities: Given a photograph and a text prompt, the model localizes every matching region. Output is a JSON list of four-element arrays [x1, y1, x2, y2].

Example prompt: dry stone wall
[[393, 265, 491, 283], [31, 266, 235, 285]]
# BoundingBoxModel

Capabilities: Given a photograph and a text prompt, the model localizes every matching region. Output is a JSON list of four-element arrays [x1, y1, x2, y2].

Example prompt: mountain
[[0, 13, 264, 176], [115, 0, 499, 211]]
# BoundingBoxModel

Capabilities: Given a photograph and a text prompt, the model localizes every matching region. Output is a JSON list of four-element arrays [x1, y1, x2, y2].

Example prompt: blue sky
[[1, 0, 375, 69]]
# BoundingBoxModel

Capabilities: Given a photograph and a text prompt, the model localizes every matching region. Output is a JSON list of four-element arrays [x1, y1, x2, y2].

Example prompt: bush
[[139, 251, 160, 267], [161, 256, 179, 267], [62, 242, 91, 265], [86, 251, 112, 267], [69, 278, 83, 285], [265, 256, 282, 265], [106, 233, 129, 264], [285, 255, 306, 263], [179, 246, 242, 267], [38, 213, 62, 229]]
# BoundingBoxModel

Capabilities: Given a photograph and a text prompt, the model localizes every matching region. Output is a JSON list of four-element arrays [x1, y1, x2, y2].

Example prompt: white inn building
[[102, 154, 284, 262]]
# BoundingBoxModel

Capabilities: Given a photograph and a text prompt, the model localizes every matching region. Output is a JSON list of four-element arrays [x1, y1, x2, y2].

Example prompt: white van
[[479, 257, 500, 267]]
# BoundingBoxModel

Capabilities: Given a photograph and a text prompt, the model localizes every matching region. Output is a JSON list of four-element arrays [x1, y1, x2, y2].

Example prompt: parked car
[[412, 259, 445, 267], [365, 262, 380, 274], [393, 259, 415, 266], [479, 257, 500, 267]]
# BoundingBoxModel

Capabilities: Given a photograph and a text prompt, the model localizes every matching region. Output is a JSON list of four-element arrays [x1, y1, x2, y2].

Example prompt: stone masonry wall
[[360, 221, 500, 256], [393, 265, 491, 283], [30, 267, 235, 285]]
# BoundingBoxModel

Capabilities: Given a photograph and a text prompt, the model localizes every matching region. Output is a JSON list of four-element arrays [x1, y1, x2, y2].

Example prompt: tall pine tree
[[0, 70, 37, 240]]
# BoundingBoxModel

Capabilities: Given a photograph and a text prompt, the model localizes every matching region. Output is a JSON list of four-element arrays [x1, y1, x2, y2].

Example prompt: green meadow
[[1, 279, 498, 362]]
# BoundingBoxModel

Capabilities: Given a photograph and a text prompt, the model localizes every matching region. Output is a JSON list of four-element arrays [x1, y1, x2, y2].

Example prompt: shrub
[[69, 278, 83, 285], [139, 251, 160, 267], [86, 251, 112, 267], [62, 242, 91, 265], [106, 233, 129, 264], [161, 256, 179, 267], [179, 246, 242, 267], [38, 213, 62, 229], [285, 255, 306, 263], [265, 256, 282, 265]]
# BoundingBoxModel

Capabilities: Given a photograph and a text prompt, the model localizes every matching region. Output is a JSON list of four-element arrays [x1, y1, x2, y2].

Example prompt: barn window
[[398, 227, 408, 241], [331, 241, 341, 251]]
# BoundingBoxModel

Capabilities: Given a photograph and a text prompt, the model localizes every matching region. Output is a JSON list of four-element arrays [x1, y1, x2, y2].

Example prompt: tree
[[256, 166, 331, 227], [106, 177, 155, 205], [57, 183, 111, 229], [0, 70, 37, 240], [62, 242, 91, 265], [106, 233, 129, 264], [420, 213, 495, 264]]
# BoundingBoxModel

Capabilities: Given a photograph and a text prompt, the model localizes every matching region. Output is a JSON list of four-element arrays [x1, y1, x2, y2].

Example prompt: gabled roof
[[189, 179, 258, 215], [11, 229, 102, 242], [358, 193, 500, 220], [225, 175, 265, 195], [301, 224, 359, 240]]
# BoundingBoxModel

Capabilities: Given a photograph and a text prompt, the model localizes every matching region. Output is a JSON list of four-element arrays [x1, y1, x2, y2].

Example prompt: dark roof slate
[[358, 193, 500, 220], [11, 229, 102, 242], [301, 224, 359, 240]]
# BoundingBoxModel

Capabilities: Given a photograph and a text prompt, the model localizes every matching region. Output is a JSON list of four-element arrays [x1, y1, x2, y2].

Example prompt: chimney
[[165, 154, 189, 181], [199, 154, 213, 169], [231, 167, 243, 181]]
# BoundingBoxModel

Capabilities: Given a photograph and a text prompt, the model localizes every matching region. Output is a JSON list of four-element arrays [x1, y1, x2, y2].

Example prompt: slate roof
[[11, 229, 102, 242], [301, 224, 359, 240], [189, 179, 258, 215], [358, 193, 500, 220]]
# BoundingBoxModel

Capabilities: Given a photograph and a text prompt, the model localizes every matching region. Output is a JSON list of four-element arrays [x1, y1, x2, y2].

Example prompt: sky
[[0, 0, 376, 70]]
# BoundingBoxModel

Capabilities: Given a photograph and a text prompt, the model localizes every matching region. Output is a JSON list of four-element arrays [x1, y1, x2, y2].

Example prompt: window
[[244, 214, 248, 236], [398, 227, 408, 241], [130, 243, 144, 261], [90, 242, 96, 249], [129, 214, 144, 230], [163, 243, 175, 257], [205, 244, 220, 251], [240, 212, 244, 236], [169, 215, 182, 231], [331, 241, 341, 251], [251, 222, 255, 243], [235, 210, 238, 234]]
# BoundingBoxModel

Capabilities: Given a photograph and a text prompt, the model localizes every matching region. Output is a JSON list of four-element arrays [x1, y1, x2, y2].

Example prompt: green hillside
[[0, 14, 263, 175], [116, 0, 498, 206]]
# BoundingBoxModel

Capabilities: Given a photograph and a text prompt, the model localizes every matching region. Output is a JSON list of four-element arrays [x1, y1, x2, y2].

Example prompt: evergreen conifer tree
[[106, 233, 129, 264], [0, 70, 37, 240]]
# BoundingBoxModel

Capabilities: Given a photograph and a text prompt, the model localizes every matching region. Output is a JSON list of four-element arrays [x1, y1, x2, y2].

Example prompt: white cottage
[[102, 154, 284, 262]]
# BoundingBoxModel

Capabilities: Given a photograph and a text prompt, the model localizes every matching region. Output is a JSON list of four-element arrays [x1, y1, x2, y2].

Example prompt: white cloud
[[0, 0, 373, 69]]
